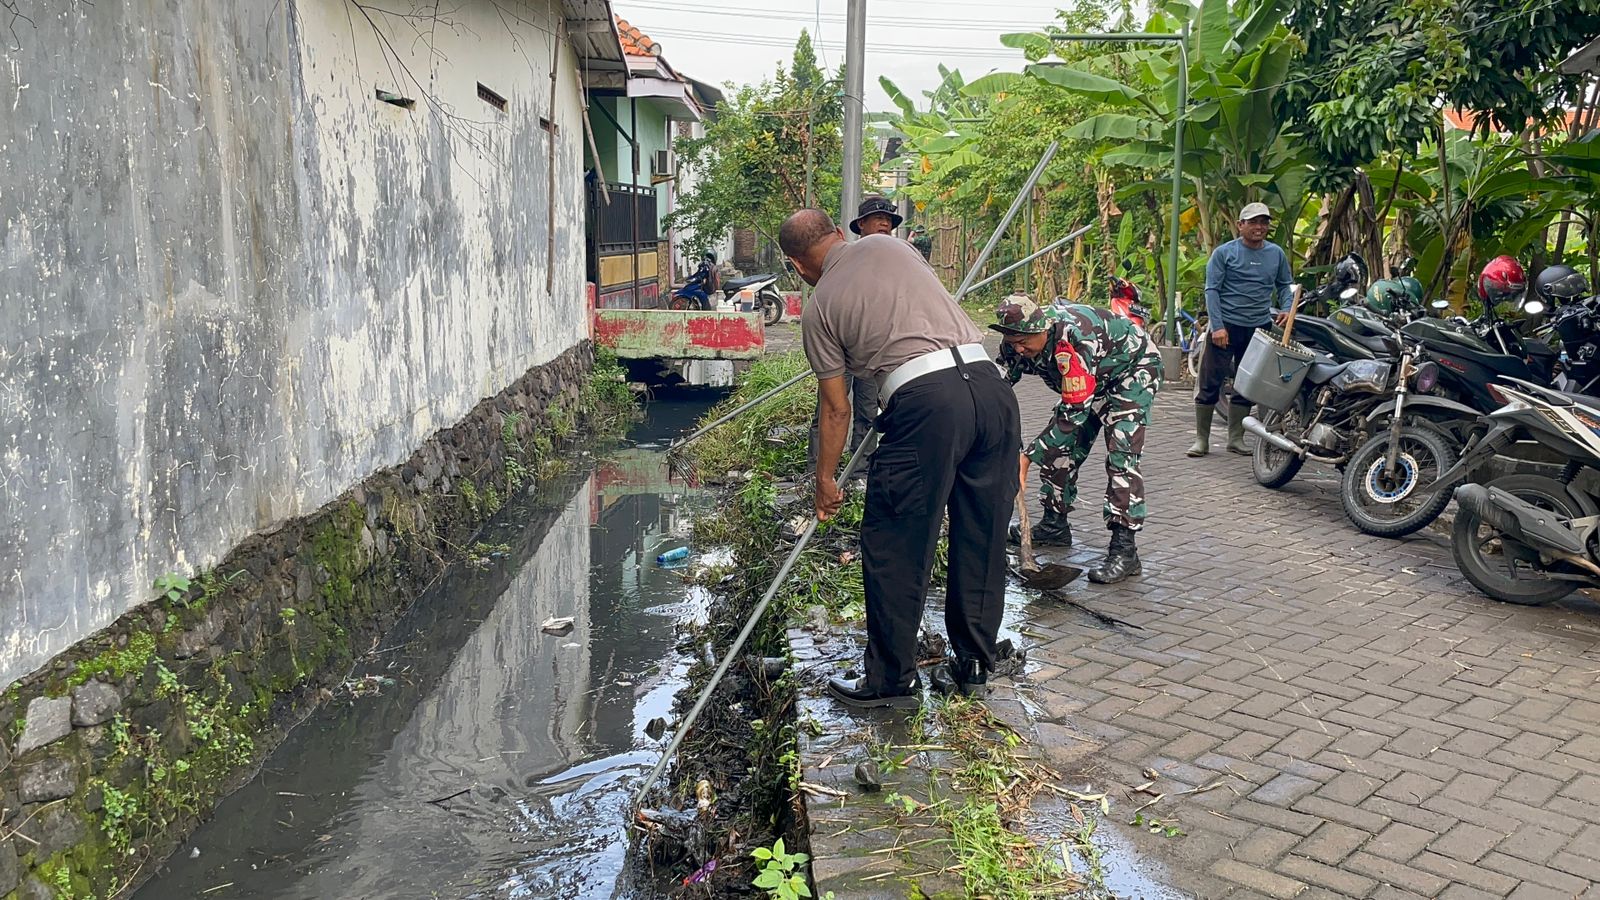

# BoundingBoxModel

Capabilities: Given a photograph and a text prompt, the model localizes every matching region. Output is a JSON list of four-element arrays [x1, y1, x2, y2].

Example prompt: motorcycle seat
[[723, 274, 776, 292], [1307, 360, 1348, 384]]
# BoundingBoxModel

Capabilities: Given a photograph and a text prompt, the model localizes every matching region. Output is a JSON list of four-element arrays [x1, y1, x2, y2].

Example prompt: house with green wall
[[582, 17, 722, 308]]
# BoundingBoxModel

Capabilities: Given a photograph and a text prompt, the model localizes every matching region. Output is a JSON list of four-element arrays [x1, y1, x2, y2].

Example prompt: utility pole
[[840, 0, 867, 236]]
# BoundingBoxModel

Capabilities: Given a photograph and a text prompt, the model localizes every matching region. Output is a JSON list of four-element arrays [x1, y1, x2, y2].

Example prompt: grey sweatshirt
[[1204, 238, 1295, 328]]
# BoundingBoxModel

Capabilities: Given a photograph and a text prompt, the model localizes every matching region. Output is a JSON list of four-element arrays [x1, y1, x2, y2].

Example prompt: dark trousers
[[859, 363, 1020, 692], [807, 374, 878, 474], [1196, 323, 1259, 408]]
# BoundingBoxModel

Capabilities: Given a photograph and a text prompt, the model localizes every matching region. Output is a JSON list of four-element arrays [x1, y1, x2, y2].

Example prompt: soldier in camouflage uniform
[[992, 294, 1164, 584]]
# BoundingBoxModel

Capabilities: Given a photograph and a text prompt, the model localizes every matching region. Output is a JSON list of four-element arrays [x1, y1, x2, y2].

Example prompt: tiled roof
[[615, 17, 660, 57], [1445, 107, 1582, 134]]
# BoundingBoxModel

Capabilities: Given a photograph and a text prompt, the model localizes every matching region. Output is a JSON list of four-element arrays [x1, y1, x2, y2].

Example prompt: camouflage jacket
[[998, 304, 1153, 410]]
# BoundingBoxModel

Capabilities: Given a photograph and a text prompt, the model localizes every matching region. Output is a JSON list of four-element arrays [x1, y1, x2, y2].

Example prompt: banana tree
[[1009, 0, 1310, 253]]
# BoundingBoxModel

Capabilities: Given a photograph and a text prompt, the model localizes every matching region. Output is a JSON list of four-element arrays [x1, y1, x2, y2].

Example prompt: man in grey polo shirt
[[782, 208, 1019, 709], [1190, 202, 1294, 456]]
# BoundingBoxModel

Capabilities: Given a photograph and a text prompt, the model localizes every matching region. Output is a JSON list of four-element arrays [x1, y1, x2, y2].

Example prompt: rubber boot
[[1226, 404, 1250, 455], [1088, 524, 1142, 584], [1187, 405, 1214, 457]]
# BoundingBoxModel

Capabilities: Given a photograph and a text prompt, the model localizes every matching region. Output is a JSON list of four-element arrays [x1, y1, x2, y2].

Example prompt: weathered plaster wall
[[0, 0, 588, 688]]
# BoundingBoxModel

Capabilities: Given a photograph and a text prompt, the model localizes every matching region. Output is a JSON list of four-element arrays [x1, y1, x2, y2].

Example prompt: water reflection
[[136, 393, 721, 900]]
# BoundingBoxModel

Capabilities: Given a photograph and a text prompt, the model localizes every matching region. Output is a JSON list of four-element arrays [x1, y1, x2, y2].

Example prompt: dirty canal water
[[135, 391, 726, 900]]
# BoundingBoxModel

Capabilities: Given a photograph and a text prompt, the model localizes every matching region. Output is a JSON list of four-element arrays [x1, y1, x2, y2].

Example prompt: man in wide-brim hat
[[849, 195, 903, 236]]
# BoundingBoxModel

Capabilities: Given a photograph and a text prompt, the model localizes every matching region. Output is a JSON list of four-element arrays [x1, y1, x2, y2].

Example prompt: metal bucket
[[1235, 330, 1315, 411]]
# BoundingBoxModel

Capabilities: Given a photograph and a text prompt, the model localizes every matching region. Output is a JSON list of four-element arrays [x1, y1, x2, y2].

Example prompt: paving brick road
[[1014, 369, 1600, 899]]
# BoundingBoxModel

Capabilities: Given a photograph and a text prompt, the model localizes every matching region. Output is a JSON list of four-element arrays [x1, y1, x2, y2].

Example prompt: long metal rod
[[966, 223, 1094, 295], [952, 141, 1059, 302], [668, 370, 814, 451], [632, 430, 881, 810]]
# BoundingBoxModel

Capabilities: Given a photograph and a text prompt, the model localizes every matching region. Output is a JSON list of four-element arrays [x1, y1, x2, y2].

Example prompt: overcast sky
[[610, 0, 1068, 113]]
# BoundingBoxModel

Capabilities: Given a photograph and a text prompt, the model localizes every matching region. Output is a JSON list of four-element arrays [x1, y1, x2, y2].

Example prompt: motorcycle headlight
[[1412, 361, 1439, 393]]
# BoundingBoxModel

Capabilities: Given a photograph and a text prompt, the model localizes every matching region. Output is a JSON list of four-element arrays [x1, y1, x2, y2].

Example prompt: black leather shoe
[[1087, 524, 1142, 584], [929, 658, 989, 698], [826, 675, 921, 710]]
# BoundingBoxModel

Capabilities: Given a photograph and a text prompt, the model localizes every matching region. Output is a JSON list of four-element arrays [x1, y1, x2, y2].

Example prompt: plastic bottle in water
[[656, 546, 690, 564]]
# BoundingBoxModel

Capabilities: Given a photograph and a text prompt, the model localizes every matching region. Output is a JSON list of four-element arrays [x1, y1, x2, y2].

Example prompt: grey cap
[[1239, 202, 1272, 221]]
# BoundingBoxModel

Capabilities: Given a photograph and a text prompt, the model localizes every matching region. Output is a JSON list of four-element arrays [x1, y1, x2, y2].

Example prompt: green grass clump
[[684, 353, 815, 481]]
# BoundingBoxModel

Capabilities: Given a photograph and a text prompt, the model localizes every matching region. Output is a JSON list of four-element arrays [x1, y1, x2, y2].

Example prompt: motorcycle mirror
[[1524, 299, 1546, 316], [1339, 287, 1359, 301], [1431, 299, 1450, 310]]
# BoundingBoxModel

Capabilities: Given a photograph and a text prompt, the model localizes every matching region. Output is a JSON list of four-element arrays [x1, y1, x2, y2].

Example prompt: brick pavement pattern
[[1012, 372, 1600, 900]]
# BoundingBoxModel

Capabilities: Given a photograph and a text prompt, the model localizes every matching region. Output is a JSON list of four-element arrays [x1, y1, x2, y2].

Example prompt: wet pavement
[[134, 392, 725, 900], [802, 364, 1600, 899]]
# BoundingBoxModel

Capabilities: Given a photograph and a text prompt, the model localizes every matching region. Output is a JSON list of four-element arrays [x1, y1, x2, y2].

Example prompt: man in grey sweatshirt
[[1190, 202, 1294, 456]]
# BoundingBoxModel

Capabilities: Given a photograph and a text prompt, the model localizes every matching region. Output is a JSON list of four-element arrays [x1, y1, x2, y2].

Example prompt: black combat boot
[[1011, 510, 1073, 546], [1087, 524, 1142, 584], [929, 657, 989, 698]]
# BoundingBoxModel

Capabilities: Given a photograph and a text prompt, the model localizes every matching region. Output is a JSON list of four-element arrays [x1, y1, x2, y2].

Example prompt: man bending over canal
[[783, 208, 1020, 707]]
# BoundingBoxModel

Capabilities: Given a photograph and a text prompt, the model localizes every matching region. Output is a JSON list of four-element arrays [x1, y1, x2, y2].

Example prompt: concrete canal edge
[[0, 343, 633, 900]]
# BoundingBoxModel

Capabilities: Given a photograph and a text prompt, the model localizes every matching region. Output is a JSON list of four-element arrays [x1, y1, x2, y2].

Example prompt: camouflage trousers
[[1028, 352, 1163, 530]]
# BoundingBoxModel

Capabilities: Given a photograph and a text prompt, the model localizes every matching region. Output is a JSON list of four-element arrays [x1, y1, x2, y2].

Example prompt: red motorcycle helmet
[[1477, 255, 1527, 305]]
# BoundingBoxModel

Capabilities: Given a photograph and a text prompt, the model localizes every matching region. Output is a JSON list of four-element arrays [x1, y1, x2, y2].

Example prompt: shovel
[[1012, 494, 1082, 590]]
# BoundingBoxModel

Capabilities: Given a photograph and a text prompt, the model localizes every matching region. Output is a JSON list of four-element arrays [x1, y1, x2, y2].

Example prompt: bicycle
[[1145, 305, 1207, 380]]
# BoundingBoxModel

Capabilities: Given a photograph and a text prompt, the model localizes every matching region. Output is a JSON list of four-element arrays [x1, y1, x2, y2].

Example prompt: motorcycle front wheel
[[1252, 407, 1304, 488], [1451, 473, 1593, 606], [1340, 426, 1457, 537]]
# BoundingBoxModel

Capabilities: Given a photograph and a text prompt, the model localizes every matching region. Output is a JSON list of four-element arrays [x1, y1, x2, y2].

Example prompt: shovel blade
[[1015, 563, 1084, 590]]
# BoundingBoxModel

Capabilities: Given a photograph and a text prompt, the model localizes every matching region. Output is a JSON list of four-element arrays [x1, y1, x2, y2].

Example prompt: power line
[[614, 1, 1044, 31], [642, 25, 1028, 57]]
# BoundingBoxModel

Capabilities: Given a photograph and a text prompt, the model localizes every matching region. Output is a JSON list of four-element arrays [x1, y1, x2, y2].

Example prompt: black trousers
[[1195, 323, 1260, 408], [859, 361, 1020, 692]]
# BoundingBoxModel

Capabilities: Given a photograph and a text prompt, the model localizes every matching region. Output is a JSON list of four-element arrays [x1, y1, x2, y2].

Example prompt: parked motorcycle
[[668, 254, 786, 325], [1243, 328, 1461, 537], [722, 272, 786, 326], [1108, 274, 1152, 329], [1423, 378, 1600, 606], [1535, 265, 1600, 395], [669, 254, 720, 312]]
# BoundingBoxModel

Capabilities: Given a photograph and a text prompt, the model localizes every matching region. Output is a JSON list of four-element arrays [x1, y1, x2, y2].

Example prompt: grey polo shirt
[[800, 235, 983, 387]]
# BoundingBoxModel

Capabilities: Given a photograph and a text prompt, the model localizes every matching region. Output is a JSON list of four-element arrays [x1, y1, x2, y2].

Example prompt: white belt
[[878, 343, 994, 406]]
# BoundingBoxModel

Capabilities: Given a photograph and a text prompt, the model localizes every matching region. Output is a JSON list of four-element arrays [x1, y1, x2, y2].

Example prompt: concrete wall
[[0, 0, 589, 688]]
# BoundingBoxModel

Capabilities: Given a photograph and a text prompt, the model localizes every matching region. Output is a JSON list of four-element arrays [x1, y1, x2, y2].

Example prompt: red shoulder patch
[[1055, 340, 1097, 404]]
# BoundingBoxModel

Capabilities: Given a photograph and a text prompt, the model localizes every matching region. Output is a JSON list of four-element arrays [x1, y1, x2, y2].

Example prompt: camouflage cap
[[990, 293, 1051, 335]]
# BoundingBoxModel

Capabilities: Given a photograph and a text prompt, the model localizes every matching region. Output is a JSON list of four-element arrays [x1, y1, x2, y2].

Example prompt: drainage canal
[[134, 390, 725, 900]]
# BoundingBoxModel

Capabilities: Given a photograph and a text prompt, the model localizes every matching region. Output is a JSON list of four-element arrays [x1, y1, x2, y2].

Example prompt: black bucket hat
[[849, 195, 904, 234]]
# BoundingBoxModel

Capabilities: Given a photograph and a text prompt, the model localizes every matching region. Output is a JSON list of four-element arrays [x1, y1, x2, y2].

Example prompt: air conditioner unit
[[651, 149, 673, 178]]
